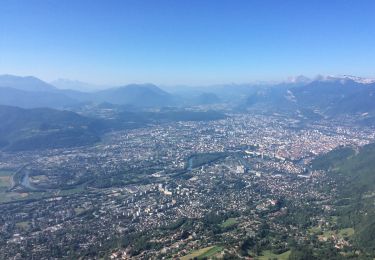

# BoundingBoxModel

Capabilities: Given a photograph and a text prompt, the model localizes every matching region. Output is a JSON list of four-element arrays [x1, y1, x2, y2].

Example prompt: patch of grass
[[0, 176, 11, 188], [338, 228, 354, 238], [0, 171, 13, 192], [30, 175, 48, 182], [59, 185, 85, 196], [0, 170, 14, 176], [330, 216, 338, 224], [220, 218, 238, 228], [308, 226, 322, 234], [74, 207, 86, 215], [258, 250, 291, 260], [199, 246, 223, 258], [321, 230, 335, 239], [0, 191, 28, 203], [319, 228, 354, 240], [181, 246, 223, 260], [16, 221, 29, 230]]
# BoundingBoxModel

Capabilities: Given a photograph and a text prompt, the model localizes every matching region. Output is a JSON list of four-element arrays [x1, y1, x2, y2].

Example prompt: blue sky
[[0, 0, 374, 85]]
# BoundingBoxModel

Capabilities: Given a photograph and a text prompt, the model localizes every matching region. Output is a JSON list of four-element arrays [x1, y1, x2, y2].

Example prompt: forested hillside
[[312, 143, 375, 257]]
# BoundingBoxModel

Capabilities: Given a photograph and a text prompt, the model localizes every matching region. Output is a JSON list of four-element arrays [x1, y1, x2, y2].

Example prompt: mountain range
[[1, 74, 375, 118], [0, 75, 177, 109], [244, 76, 375, 117]]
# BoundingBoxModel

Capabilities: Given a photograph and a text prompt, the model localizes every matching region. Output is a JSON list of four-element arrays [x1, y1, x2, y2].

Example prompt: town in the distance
[[1, 74, 375, 259]]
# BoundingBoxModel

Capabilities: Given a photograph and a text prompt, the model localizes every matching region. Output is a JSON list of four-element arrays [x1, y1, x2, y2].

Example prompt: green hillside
[[0, 105, 103, 151], [312, 143, 375, 256]]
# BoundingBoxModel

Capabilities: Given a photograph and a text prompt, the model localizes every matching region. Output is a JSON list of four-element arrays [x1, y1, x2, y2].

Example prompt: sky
[[0, 0, 375, 86]]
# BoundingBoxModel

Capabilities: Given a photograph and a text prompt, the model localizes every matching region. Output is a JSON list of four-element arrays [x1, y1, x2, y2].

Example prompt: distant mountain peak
[[336, 75, 375, 84], [94, 83, 174, 107], [313, 74, 375, 84], [0, 74, 56, 92]]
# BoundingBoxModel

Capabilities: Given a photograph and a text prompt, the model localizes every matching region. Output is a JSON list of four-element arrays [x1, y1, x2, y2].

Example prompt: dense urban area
[[1, 109, 375, 259]]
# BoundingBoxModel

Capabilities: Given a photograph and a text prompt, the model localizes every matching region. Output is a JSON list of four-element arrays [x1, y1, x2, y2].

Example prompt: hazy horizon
[[1, 73, 374, 91]]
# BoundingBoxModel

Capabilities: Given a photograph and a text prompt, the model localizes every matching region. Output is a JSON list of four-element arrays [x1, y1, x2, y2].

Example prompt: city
[[0, 111, 373, 259]]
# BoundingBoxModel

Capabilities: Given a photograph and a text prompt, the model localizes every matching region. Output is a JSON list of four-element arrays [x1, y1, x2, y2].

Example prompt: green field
[[0, 191, 28, 203], [16, 221, 29, 230], [257, 250, 291, 260], [181, 246, 223, 260], [0, 171, 13, 188], [338, 227, 355, 237], [58, 185, 86, 196], [0, 171, 13, 195], [321, 230, 335, 239], [220, 218, 238, 228], [74, 207, 87, 215], [308, 226, 322, 234], [187, 152, 227, 169], [0, 176, 11, 188], [0, 170, 14, 176], [320, 227, 355, 240], [0, 170, 31, 203], [199, 246, 223, 259]]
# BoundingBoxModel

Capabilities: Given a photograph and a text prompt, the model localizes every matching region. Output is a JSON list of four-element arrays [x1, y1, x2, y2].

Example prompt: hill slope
[[312, 143, 375, 255], [0, 74, 57, 92], [0, 75, 178, 108], [0, 87, 78, 109], [0, 105, 102, 151]]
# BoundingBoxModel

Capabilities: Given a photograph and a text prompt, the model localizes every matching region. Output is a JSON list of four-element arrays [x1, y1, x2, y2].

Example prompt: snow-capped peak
[[315, 75, 375, 84], [337, 75, 375, 84]]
